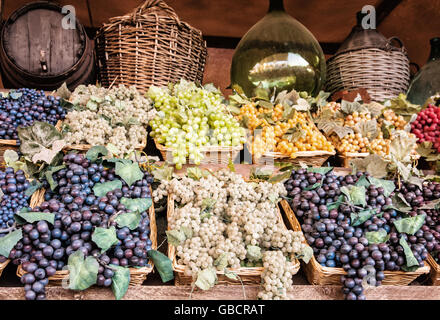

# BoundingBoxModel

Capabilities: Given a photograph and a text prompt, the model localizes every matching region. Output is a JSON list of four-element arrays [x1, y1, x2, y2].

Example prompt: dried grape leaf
[[350, 154, 388, 178], [341, 100, 368, 114], [419, 198, 440, 210], [56, 82, 71, 100], [354, 120, 379, 140], [267, 171, 291, 184], [367, 102, 385, 117], [333, 125, 354, 139]]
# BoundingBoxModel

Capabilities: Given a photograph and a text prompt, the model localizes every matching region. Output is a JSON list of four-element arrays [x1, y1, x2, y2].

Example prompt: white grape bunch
[[148, 80, 246, 169], [154, 169, 306, 299], [64, 84, 156, 157]]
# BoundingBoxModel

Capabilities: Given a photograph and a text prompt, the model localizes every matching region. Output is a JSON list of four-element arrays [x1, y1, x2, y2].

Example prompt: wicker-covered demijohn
[[95, 0, 207, 92], [326, 12, 410, 103]]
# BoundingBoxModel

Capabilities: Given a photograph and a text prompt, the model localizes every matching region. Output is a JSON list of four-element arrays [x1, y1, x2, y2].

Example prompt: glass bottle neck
[[428, 38, 440, 62], [268, 0, 285, 12]]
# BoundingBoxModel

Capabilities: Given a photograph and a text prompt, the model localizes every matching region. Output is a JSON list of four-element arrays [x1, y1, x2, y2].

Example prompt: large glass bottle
[[407, 37, 440, 105], [230, 0, 325, 98]]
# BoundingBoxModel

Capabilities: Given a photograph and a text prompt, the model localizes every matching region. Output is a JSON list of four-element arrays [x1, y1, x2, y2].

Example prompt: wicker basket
[[95, 0, 207, 93], [167, 195, 300, 286], [326, 12, 410, 103], [340, 152, 420, 168], [280, 200, 430, 285], [427, 254, 440, 285], [0, 259, 10, 278], [155, 139, 243, 165], [65, 135, 147, 154], [253, 150, 335, 167], [18, 188, 157, 286]]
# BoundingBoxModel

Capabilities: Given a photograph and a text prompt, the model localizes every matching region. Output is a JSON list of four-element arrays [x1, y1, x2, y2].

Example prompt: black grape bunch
[[285, 168, 434, 300], [0, 88, 67, 142], [7, 152, 155, 300]]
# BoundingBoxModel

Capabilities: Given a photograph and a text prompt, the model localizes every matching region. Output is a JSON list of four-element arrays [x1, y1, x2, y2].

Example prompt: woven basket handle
[[133, 0, 181, 24], [386, 36, 406, 52]]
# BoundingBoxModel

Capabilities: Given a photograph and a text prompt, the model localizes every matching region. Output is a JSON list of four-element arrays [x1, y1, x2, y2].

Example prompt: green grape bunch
[[148, 80, 246, 169]]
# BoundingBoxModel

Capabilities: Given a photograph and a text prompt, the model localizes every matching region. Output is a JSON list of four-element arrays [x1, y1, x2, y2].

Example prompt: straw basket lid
[[329, 11, 407, 58]]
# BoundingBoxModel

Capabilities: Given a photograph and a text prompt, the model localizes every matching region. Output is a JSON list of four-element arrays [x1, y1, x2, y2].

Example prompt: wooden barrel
[[0, 1, 95, 90]]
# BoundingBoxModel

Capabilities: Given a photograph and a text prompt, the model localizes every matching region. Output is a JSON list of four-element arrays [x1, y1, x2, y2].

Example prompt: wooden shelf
[[0, 285, 439, 300]]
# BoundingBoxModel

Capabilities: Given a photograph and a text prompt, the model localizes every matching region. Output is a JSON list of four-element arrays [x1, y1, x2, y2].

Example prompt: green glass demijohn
[[407, 37, 440, 105], [230, 0, 326, 97]]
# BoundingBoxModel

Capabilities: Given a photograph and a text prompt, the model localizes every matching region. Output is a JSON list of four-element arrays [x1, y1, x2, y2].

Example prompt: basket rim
[[154, 139, 244, 153]]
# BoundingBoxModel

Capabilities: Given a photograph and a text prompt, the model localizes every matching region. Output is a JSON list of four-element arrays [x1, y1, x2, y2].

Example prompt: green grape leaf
[[152, 165, 174, 181], [340, 100, 368, 114], [365, 229, 390, 244], [307, 167, 333, 175], [92, 226, 119, 253], [93, 180, 123, 197], [224, 269, 239, 280], [14, 208, 55, 225], [110, 265, 130, 300], [0, 229, 22, 258], [186, 167, 210, 180], [393, 215, 426, 235], [246, 245, 262, 262], [214, 253, 229, 270], [249, 167, 273, 181], [45, 165, 66, 191], [9, 90, 22, 100], [180, 226, 193, 239], [115, 161, 143, 187], [253, 86, 271, 102], [227, 105, 241, 115], [389, 131, 418, 164], [195, 268, 218, 290], [355, 175, 371, 188], [68, 250, 99, 290], [297, 245, 313, 264], [115, 212, 141, 230], [24, 180, 43, 197], [384, 193, 412, 213], [166, 229, 186, 246], [282, 124, 306, 142], [387, 93, 421, 121], [3, 149, 19, 164], [148, 249, 174, 283], [86, 146, 108, 162], [367, 177, 395, 197], [399, 237, 419, 268], [120, 198, 152, 213], [341, 185, 366, 207], [327, 195, 344, 211], [351, 209, 374, 226], [304, 182, 322, 191]]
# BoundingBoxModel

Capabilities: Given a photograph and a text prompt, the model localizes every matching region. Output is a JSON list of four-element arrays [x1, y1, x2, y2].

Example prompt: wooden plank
[[0, 285, 439, 300]]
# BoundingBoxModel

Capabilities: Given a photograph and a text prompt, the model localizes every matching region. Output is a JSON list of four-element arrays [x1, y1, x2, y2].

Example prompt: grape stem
[[0, 224, 17, 234]]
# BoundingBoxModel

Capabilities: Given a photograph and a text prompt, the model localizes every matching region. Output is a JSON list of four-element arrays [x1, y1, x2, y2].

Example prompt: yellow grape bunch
[[238, 103, 334, 159], [380, 109, 407, 130]]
